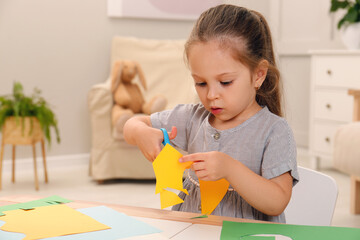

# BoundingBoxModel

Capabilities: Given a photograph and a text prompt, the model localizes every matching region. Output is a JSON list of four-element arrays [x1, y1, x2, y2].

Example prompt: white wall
[[0, 0, 346, 160], [0, 0, 195, 160], [269, 0, 345, 147]]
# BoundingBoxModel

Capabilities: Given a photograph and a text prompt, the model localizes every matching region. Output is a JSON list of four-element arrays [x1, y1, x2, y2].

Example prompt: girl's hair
[[185, 4, 282, 117]]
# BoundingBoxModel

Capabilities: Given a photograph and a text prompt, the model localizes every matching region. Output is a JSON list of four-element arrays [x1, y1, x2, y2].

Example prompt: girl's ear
[[253, 59, 269, 89]]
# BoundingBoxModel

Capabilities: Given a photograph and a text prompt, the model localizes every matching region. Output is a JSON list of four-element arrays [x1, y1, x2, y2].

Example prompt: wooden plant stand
[[0, 117, 48, 190]]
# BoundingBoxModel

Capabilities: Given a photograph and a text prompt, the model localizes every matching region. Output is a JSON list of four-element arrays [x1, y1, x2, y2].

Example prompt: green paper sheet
[[0, 196, 72, 216], [220, 221, 360, 240]]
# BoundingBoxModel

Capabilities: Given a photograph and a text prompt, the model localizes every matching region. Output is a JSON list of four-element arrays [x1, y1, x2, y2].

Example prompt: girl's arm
[[124, 116, 177, 162], [225, 156, 292, 216], [180, 152, 293, 216]]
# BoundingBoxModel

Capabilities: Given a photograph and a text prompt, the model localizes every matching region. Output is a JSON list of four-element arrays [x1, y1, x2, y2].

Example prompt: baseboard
[[1, 153, 90, 173]]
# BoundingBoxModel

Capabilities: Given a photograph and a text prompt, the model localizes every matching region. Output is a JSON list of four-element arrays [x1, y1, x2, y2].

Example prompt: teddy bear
[[111, 60, 167, 133]]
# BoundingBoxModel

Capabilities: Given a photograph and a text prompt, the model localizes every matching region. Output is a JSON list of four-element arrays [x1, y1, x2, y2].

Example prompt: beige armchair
[[88, 37, 197, 183]]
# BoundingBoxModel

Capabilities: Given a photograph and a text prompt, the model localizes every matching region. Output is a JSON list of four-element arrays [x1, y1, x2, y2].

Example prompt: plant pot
[[341, 22, 360, 50], [2, 117, 43, 145]]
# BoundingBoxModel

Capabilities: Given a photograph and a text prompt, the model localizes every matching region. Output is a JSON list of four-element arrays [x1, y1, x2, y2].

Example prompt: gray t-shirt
[[151, 103, 299, 223]]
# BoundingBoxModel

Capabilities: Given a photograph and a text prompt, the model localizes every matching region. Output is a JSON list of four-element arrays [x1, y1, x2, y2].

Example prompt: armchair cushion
[[88, 37, 197, 181]]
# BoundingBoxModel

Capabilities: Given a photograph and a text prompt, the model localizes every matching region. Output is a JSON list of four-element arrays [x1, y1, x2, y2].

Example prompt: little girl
[[124, 4, 298, 223]]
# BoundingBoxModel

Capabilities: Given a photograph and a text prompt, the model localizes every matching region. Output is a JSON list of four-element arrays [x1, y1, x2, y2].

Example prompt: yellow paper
[[0, 204, 110, 240], [199, 178, 230, 215], [153, 144, 192, 209], [159, 189, 185, 209]]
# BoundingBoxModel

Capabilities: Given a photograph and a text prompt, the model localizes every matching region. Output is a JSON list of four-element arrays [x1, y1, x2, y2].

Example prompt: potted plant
[[0, 82, 60, 145], [330, 0, 360, 49]]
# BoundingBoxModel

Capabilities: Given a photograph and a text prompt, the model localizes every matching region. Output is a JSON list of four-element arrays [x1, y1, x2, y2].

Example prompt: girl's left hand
[[179, 151, 234, 181]]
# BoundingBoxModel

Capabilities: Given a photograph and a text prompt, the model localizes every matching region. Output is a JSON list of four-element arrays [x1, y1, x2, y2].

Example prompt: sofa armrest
[[88, 79, 114, 148], [333, 122, 360, 176]]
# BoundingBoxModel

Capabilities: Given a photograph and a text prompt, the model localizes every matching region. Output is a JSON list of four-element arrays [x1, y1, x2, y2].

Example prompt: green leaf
[[330, 0, 360, 29], [13, 82, 24, 101], [338, 17, 347, 29], [330, 0, 351, 12], [344, 7, 358, 22]]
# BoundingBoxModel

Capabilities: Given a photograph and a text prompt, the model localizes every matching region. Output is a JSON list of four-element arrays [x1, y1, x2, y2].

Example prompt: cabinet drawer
[[312, 122, 342, 155], [313, 56, 360, 88], [314, 90, 353, 122]]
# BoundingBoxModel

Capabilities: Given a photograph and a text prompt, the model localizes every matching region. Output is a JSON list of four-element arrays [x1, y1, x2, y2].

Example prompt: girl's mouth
[[211, 107, 222, 115]]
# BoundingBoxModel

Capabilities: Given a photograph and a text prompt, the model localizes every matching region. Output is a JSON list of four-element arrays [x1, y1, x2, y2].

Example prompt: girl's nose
[[207, 86, 219, 100]]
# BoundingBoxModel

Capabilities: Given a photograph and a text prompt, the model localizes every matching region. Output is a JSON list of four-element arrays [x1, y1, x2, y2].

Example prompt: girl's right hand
[[135, 126, 177, 162]]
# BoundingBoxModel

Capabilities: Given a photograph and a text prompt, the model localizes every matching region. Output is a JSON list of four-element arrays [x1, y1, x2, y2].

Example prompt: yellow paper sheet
[[199, 178, 230, 215], [0, 204, 110, 240], [153, 144, 192, 209]]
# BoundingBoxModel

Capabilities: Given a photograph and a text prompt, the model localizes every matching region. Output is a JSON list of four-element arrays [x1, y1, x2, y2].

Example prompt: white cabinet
[[309, 51, 360, 168]]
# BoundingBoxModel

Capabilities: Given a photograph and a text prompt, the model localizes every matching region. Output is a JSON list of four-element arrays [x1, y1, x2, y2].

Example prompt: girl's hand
[[124, 115, 177, 162], [135, 126, 177, 162], [179, 151, 234, 181]]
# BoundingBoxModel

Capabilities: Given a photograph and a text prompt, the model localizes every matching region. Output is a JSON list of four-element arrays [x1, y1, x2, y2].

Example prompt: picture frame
[[107, 0, 222, 20]]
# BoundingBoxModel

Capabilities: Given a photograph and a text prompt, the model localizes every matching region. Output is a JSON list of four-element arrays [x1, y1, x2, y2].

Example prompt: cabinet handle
[[326, 103, 331, 109], [325, 137, 330, 143], [327, 69, 332, 75]]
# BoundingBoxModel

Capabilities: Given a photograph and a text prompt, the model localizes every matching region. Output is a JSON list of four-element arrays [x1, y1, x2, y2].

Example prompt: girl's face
[[188, 40, 267, 129]]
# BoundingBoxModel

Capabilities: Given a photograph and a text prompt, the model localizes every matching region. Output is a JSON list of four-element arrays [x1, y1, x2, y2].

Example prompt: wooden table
[[0, 195, 265, 239]]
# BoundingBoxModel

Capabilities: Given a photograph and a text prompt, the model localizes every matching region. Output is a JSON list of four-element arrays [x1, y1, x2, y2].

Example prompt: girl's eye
[[220, 81, 232, 86], [195, 82, 207, 87]]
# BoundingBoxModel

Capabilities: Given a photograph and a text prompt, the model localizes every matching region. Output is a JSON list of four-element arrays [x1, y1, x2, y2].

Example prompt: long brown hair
[[185, 4, 282, 117]]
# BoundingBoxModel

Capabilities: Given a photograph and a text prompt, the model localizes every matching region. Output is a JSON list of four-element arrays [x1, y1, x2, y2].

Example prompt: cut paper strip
[[199, 178, 230, 215], [220, 221, 360, 240], [153, 144, 192, 209], [159, 189, 185, 209], [43, 206, 162, 240], [190, 214, 208, 219], [0, 204, 110, 240], [0, 195, 72, 216]]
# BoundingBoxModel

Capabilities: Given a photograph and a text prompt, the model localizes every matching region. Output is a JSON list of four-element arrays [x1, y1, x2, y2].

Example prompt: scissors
[[160, 128, 171, 146]]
